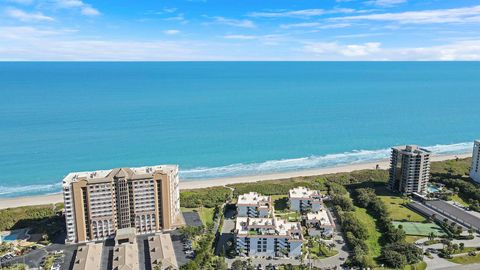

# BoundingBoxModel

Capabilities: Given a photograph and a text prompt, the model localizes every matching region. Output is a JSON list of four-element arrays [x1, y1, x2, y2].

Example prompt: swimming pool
[[1, 231, 21, 242], [427, 185, 440, 193]]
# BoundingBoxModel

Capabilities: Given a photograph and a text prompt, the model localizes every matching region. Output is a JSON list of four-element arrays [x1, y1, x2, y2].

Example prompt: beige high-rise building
[[388, 145, 431, 195], [62, 165, 181, 244]]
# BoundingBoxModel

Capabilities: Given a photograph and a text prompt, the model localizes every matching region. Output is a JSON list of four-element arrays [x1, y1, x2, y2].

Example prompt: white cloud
[[367, 0, 407, 7], [164, 29, 180, 35], [80, 6, 99, 16], [163, 7, 177, 13], [280, 22, 350, 29], [248, 8, 355, 18], [5, 7, 54, 22], [4, 0, 34, 5], [223, 34, 284, 45], [304, 42, 381, 57], [223, 35, 257, 40], [53, 0, 100, 16], [334, 5, 480, 24], [210, 16, 256, 28], [303, 40, 480, 60], [0, 26, 64, 39]]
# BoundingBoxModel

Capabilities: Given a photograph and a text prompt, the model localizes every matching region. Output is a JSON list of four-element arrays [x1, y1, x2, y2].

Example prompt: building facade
[[389, 145, 431, 195], [63, 165, 181, 244], [471, 140, 480, 183], [288, 187, 323, 212], [235, 217, 304, 258], [237, 192, 272, 218]]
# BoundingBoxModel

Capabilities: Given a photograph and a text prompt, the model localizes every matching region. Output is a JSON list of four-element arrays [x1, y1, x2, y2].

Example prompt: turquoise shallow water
[[1, 62, 480, 197]]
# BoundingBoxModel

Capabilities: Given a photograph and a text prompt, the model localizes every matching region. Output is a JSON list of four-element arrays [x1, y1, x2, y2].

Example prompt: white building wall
[[289, 199, 301, 212], [289, 241, 302, 257], [471, 140, 480, 183]]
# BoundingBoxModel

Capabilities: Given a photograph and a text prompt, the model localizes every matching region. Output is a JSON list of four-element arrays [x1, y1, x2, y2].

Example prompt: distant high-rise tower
[[470, 140, 480, 183], [388, 145, 431, 195], [62, 165, 182, 244]]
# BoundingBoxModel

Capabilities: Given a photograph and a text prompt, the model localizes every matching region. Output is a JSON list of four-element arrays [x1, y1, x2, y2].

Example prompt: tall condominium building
[[388, 145, 431, 195], [62, 165, 181, 244], [237, 192, 273, 218], [288, 187, 323, 212], [470, 140, 480, 183]]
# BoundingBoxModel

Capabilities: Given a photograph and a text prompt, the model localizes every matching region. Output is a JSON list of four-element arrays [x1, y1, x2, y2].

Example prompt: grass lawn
[[181, 207, 215, 226], [275, 211, 301, 222], [353, 206, 382, 258], [271, 195, 288, 211], [392, 221, 446, 236], [308, 242, 339, 259], [449, 253, 480, 264], [450, 194, 469, 207], [405, 235, 424, 243], [378, 195, 426, 222], [404, 261, 427, 270]]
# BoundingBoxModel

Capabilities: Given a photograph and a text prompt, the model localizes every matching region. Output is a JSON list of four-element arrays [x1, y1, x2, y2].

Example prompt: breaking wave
[[180, 142, 473, 180], [0, 142, 473, 197]]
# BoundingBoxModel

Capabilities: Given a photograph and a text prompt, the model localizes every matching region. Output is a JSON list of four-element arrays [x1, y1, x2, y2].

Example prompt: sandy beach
[[0, 153, 471, 210]]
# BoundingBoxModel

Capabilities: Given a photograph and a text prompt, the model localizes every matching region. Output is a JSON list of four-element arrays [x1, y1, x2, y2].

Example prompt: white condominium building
[[471, 140, 480, 183], [288, 187, 323, 212], [235, 217, 304, 258], [389, 145, 431, 195], [62, 165, 182, 244], [237, 192, 272, 218], [305, 210, 335, 237]]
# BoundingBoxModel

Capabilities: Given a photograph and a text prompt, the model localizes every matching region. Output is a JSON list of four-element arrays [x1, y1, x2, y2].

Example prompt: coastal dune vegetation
[[0, 157, 476, 269]]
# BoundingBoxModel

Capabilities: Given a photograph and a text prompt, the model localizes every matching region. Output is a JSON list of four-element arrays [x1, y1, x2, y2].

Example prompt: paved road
[[425, 200, 480, 231]]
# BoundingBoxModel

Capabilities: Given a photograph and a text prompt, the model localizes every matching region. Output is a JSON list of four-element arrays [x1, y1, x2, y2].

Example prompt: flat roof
[[237, 192, 271, 206], [289, 186, 321, 200], [236, 217, 302, 237], [306, 210, 333, 227], [392, 145, 431, 155], [63, 164, 178, 187]]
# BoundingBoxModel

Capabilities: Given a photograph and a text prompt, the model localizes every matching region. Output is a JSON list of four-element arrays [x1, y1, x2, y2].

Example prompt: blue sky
[[1, 0, 480, 60]]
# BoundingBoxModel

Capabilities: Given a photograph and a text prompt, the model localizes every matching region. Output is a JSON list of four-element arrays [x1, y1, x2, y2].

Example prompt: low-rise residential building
[[72, 243, 103, 270], [235, 216, 304, 258], [113, 228, 139, 270], [237, 192, 272, 218], [471, 140, 480, 183], [148, 233, 179, 270], [305, 210, 335, 237], [288, 187, 323, 212]]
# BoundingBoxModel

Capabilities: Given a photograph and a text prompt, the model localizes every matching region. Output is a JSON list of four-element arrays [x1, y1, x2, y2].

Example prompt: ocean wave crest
[[180, 142, 473, 180], [0, 183, 62, 198], [0, 141, 473, 197]]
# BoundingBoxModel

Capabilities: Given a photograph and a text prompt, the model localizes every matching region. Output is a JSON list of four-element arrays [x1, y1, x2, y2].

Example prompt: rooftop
[[62, 164, 178, 187], [72, 243, 103, 270], [306, 210, 333, 227], [237, 192, 271, 206], [148, 233, 178, 269], [113, 242, 139, 270], [236, 216, 302, 238], [289, 186, 321, 200], [393, 145, 431, 155]]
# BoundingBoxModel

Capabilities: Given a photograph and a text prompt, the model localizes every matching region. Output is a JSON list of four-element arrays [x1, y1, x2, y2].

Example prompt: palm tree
[[428, 232, 436, 241]]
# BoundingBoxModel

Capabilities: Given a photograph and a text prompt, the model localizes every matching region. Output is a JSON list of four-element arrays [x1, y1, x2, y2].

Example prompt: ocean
[[1, 62, 480, 198]]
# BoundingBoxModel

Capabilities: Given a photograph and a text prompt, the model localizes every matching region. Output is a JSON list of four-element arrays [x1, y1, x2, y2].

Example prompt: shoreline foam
[[0, 153, 470, 210]]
